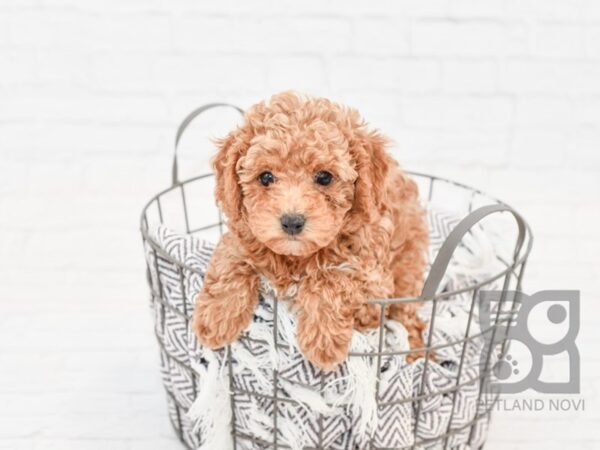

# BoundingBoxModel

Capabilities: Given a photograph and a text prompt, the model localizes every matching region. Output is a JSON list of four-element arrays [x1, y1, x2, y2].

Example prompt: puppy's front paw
[[193, 292, 252, 349], [353, 303, 382, 330], [193, 313, 240, 349], [297, 323, 352, 372]]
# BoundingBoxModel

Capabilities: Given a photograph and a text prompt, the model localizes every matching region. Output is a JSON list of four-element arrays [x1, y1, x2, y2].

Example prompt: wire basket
[[140, 104, 533, 450]]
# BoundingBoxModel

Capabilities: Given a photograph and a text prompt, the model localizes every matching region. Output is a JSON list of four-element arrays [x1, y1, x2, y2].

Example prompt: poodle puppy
[[193, 92, 429, 370]]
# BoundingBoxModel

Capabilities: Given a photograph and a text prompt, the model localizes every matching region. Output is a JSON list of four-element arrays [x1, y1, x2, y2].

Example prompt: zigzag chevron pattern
[[427, 208, 460, 264], [143, 207, 497, 449], [372, 359, 414, 448]]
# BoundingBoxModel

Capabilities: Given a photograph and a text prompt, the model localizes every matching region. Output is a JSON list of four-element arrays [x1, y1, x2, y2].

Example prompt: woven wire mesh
[[140, 170, 533, 450]]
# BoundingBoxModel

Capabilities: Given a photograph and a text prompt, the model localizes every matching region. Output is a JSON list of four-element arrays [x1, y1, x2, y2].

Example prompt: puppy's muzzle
[[280, 213, 305, 236]]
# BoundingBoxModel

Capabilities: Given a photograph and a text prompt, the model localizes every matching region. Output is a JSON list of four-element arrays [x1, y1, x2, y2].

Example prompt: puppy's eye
[[258, 171, 275, 186], [314, 171, 333, 186]]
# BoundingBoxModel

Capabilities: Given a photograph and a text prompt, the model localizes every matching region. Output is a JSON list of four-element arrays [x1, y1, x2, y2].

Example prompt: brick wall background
[[1, 1, 598, 449]]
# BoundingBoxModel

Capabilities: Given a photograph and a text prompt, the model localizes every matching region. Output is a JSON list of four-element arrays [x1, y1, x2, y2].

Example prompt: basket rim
[[140, 170, 533, 304]]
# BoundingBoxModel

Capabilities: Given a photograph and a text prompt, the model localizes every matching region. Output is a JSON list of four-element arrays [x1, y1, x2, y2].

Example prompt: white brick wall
[[1, 1, 598, 449]]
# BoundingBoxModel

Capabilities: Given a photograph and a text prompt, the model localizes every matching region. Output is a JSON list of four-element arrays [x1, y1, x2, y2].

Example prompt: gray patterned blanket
[[144, 207, 499, 450]]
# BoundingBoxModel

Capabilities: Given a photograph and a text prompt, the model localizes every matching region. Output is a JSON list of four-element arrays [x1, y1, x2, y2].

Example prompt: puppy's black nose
[[280, 213, 305, 235]]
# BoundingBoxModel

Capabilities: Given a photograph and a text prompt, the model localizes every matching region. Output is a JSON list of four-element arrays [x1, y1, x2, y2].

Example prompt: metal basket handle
[[421, 204, 527, 299], [171, 103, 245, 186]]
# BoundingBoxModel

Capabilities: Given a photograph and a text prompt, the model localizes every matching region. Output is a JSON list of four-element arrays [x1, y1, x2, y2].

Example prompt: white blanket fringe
[[187, 350, 233, 450]]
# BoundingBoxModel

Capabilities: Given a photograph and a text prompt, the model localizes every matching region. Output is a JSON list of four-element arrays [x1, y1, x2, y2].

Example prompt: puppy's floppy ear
[[349, 129, 390, 223], [213, 126, 249, 224]]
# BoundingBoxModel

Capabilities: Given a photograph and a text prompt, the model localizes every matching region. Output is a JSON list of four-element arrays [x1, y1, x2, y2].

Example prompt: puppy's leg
[[295, 274, 361, 371], [388, 244, 427, 362], [193, 234, 259, 349], [388, 207, 430, 362], [352, 268, 395, 330]]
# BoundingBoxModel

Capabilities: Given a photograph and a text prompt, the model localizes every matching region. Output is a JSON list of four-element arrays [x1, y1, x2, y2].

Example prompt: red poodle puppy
[[193, 92, 428, 370]]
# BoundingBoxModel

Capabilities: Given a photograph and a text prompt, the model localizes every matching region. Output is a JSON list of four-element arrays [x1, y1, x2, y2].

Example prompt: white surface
[[1, 0, 599, 449]]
